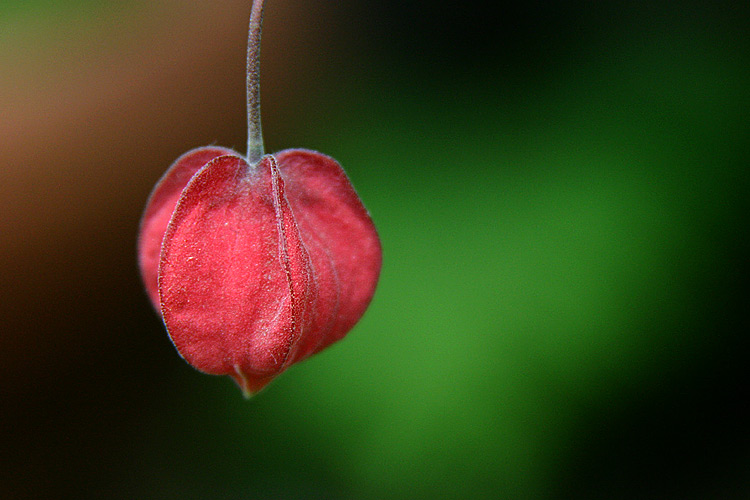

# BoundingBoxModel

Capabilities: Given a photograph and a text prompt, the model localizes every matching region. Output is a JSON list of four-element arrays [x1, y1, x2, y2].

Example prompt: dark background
[[1, 0, 748, 498]]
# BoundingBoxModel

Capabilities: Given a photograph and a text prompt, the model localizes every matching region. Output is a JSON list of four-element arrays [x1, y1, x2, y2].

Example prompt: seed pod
[[137, 0, 381, 396]]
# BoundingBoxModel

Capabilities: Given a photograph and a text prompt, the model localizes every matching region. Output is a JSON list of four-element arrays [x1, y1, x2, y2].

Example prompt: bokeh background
[[1, 0, 748, 498]]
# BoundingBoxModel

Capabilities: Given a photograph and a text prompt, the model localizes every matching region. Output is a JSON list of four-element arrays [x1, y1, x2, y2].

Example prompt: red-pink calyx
[[137, 0, 381, 396]]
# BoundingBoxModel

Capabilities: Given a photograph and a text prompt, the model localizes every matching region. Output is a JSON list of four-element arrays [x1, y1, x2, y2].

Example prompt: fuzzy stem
[[246, 0, 265, 162]]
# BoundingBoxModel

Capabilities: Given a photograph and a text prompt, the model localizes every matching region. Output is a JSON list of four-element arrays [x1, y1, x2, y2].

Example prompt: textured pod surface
[[138, 146, 234, 308], [153, 151, 381, 395]]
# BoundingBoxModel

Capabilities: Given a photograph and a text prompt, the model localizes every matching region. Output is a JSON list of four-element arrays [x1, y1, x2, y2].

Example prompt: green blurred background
[[1, 0, 748, 498]]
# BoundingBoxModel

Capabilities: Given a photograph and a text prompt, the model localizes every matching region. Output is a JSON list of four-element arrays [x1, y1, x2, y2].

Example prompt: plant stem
[[246, 0, 265, 162]]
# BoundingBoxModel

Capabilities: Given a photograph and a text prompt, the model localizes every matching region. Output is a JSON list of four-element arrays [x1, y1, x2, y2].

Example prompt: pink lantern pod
[[137, 0, 381, 397]]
